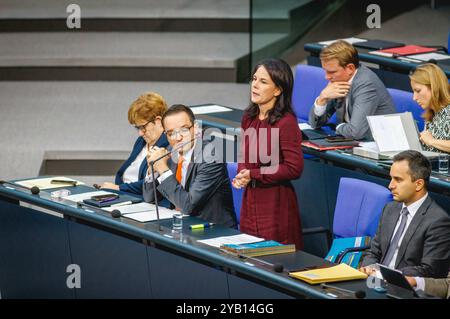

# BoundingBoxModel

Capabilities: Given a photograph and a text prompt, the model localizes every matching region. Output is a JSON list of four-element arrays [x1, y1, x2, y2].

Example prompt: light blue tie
[[382, 207, 409, 266]]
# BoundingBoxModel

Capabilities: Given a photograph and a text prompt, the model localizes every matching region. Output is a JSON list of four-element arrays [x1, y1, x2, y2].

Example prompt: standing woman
[[232, 58, 304, 249], [410, 63, 450, 153], [101, 92, 169, 196]]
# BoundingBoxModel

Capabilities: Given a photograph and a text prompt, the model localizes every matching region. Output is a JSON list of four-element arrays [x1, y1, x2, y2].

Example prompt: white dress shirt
[[122, 146, 147, 183], [157, 145, 194, 187], [387, 193, 429, 269]]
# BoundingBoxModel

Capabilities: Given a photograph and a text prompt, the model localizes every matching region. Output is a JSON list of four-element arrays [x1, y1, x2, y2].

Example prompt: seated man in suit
[[143, 104, 237, 228], [406, 272, 450, 299], [360, 150, 450, 278], [308, 40, 396, 140]]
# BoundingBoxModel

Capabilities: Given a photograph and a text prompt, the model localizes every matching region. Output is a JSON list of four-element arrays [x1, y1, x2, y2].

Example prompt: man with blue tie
[[360, 150, 450, 278]]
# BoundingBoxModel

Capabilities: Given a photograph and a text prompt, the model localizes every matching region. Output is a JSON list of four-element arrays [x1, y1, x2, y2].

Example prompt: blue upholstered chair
[[387, 88, 424, 131], [226, 162, 243, 226], [292, 64, 330, 123], [304, 177, 392, 266]]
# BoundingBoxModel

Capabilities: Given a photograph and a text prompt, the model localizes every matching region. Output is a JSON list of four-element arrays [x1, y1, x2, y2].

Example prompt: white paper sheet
[[122, 207, 176, 222], [190, 105, 232, 115], [197, 234, 265, 248], [368, 115, 410, 152], [298, 123, 313, 130], [406, 52, 450, 61], [319, 37, 367, 46]]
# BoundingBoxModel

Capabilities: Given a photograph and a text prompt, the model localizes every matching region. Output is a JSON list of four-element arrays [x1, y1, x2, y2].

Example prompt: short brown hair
[[409, 63, 450, 122], [127, 92, 168, 125], [161, 104, 195, 129], [320, 40, 359, 68]]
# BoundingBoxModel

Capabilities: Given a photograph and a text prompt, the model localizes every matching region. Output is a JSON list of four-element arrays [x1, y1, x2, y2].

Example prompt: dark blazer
[[142, 140, 237, 228], [361, 195, 450, 278], [308, 65, 396, 140], [115, 134, 169, 195]]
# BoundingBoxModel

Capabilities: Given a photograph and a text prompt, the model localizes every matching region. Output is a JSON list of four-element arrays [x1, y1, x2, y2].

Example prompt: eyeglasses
[[134, 119, 153, 133], [165, 125, 193, 140]]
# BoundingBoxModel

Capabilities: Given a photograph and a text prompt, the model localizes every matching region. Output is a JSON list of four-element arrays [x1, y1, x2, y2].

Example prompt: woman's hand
[[232, 169, 251, 189], [101, 182, 119, 190], [419, 130, 435, 146]]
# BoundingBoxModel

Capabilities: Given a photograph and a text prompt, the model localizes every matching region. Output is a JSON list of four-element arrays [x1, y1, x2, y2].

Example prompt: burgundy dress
[[238, 112, 304, 249]]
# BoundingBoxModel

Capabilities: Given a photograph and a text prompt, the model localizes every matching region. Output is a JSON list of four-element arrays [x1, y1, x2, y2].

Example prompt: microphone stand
[[148, 135, 199, 232]]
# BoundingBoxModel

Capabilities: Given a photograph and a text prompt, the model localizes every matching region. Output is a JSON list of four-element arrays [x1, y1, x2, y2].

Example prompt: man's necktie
[[382, 207, 409, 266], [176, 155, 184, 184]]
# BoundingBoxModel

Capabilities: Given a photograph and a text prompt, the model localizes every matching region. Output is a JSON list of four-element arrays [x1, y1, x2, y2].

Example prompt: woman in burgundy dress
[[232, 58, 304, 249]]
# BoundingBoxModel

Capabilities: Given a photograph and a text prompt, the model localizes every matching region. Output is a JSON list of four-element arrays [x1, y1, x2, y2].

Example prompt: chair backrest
[[333, 177, 392, 238], [292, 64, 329, 123], [226, 162, 243, 225], [387, 88, 424, 131]]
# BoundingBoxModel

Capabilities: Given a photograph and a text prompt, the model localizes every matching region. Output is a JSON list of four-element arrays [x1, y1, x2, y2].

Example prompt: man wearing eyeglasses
[[143, 104, 237, 228]]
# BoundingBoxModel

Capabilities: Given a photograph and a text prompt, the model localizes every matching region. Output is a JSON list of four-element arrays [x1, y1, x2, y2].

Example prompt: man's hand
[[359, 266, 377, 276], [147, 146, 170, 175], [405, 276, 417, 288], [317, 82, 351, 105], [232, 169, 251, 189], [101, 182, 119, 190]]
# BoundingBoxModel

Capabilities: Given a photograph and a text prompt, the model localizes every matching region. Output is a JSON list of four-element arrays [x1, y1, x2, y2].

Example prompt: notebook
[[375, 45, 437, 57]]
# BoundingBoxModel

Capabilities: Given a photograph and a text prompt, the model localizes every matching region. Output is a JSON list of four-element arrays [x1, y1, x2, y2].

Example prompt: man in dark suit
[[360, 150, 450, 278], [308, 40, 395, 140], [143, 104, 236, 228]]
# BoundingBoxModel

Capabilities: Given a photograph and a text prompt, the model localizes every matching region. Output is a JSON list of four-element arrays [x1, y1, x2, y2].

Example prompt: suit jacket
[[308, 65, 396, 140], [361, 196, 450, 278], [424, 272, 450, 298], [143, 140, 237, 228], [115, 134, 169, 195]]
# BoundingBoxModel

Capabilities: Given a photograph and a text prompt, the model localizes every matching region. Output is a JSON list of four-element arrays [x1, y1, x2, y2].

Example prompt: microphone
[[273, 263, 284, 273], [0, 180, 40, 195], [148, 134, 200, 231], [111, 209, 122, 218], [321, 283, 366, 299]]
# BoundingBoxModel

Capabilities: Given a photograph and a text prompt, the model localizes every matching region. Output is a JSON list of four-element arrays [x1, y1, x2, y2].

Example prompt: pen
[[110, 201, 133, 207], [189, 223, 215, 230]]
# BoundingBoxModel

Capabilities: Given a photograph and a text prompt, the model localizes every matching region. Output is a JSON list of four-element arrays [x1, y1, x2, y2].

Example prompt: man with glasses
[[143, 104, 237, 228]]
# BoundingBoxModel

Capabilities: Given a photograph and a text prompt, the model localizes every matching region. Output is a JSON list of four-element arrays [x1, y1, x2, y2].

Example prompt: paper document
[[358, 142, 380, 152], [368, 116, 409, 152], [319, 38, 366, 46], [103, 202, 156, 214], [122, 207, 176, 222], [369, 50, 394, 58], [289, 263, 368, 284], [62, 190, 114, 202], [405, 52, 450, 61], [198, 234, 265, 248], [298, 123, 313, 130], [16, 176, 85, 190], [190, 105, 232, 115]]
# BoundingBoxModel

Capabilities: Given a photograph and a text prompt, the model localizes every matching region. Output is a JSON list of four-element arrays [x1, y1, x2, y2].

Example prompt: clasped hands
[[147, 145, 170, 175], [232, 169, 251, 189]]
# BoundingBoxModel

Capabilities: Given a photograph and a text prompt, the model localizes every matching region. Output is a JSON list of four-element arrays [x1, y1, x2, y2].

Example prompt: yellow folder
[[289, 263, 368, 285]]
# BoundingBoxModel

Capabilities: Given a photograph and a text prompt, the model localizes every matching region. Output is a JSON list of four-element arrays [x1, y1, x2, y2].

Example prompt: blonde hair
[[320, 40, 359, 68], [409, 63, 450, 122], [127, 92, 168, 125]]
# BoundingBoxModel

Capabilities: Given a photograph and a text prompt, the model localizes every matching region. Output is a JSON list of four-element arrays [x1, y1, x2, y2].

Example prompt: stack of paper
[[289, 263, 368, 284], [197, 234, 265, 248]]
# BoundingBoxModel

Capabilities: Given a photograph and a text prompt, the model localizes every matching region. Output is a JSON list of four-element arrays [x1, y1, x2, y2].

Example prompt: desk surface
[[304, 42, 450, 77], [0, 181, 385, 299]]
